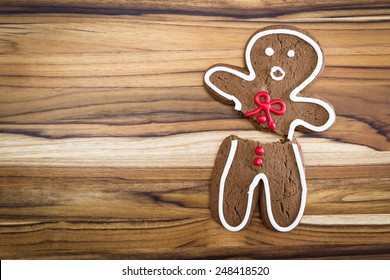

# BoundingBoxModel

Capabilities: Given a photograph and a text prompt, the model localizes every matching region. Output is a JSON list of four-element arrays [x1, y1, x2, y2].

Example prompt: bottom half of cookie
[[210, 135, 306, 232]]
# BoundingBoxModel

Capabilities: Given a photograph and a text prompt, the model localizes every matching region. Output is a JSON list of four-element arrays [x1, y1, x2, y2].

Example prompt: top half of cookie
[[204, 25, 335, 140]]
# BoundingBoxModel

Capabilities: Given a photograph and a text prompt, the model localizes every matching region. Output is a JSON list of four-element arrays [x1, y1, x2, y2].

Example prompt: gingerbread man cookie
[[204, 25, 335, 232], [204, 25, 335, 140]]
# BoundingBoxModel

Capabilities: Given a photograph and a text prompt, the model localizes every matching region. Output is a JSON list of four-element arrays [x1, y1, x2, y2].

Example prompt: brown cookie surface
[[258, 139, 304, 229], [210, 135, 260, 228], [210, 135, 305, 231], [204, 25, 334, 137]]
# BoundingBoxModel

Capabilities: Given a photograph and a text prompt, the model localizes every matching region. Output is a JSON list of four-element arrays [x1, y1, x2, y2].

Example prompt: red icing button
[[254, 158, 263, 166], [255, 146, 264, 156], [257, 114, 266, 124], [268, 121, 276, 131]]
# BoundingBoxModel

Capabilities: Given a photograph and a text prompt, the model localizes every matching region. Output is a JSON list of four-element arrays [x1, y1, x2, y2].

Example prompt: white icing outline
[[270, 66, 285, 81], [218, 139, 307, 232], [204, 28, 336, 140], [265, 47, 274, 56]]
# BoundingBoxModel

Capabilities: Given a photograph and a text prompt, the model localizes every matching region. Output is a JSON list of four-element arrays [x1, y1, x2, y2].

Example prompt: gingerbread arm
[[204, 65, 253, 111], [287, 94, 336, 140]]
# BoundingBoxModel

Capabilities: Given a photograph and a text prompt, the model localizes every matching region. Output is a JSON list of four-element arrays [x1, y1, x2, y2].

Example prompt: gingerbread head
[[204, 25, 335, 140]]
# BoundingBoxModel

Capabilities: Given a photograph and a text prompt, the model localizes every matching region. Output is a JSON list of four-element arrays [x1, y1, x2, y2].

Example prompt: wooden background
[[0, 0, 389, 259]]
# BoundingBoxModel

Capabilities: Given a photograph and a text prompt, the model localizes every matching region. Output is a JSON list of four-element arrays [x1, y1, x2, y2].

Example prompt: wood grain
[[0, 1, 389, 259]]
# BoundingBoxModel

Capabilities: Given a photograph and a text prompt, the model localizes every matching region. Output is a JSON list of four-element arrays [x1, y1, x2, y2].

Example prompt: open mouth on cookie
[[270, 66, 286, 81]]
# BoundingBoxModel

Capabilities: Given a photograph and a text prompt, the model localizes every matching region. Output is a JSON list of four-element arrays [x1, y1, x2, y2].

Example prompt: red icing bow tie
[[244, 91, 286, 131]]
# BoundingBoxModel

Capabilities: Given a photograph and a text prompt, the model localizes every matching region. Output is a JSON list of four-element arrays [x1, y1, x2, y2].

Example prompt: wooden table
[[0, 1, 389, 259]]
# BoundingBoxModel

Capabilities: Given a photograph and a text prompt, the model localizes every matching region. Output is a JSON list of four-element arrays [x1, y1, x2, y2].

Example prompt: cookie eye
[[265, 47, 274, 56], [287, 50, 295, 58]]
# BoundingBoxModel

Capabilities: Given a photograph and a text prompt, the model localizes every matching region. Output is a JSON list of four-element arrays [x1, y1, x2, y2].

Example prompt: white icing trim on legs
[[218, 139, 256, 231], [218, 139, 307, 232], [261, 143, 307, 232], [204, 28, 336, 139]]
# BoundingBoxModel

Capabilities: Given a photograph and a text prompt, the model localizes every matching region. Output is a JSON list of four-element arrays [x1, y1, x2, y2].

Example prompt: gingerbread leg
[[210, 135, 260, 231], [259, 140, 307, 232]]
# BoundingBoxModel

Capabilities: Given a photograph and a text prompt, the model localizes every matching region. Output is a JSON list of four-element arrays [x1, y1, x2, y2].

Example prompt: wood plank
[[1, 165, 388, 180], [301, 214, 390, 225], [0, 16, 389, 150], [0, 0, 389, 19], [0, 166, 388, 221], [0, 219, 389, 259], [1, 133, 389, 167], [0, 1, 389, 260], [1, 244, 389, 260]]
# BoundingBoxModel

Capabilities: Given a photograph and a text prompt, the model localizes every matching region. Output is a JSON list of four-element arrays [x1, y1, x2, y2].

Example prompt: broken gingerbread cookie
[[204, 25, 336, 232], [204, 25, 335, 140]]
